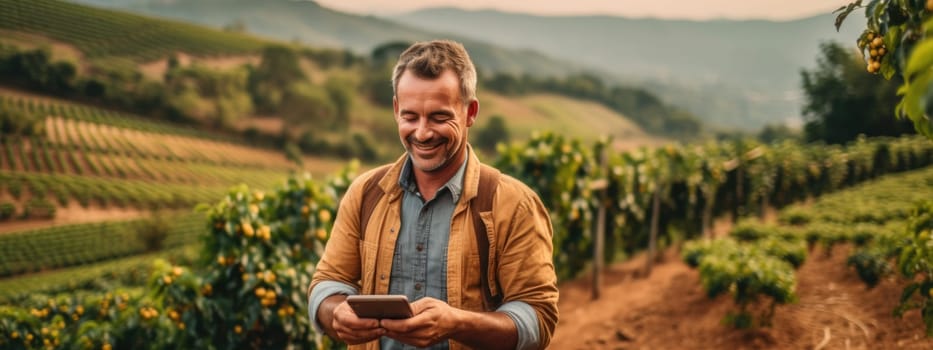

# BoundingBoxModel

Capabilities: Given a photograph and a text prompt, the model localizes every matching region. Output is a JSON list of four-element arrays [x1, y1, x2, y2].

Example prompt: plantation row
[[0, 170, 345, 349], [683, 166, 933, 328], [1, 134, 930, 349], [0, 93, 227, 140], [0, 171, 227, 209], [494, 133, 933, 279], [0, 0, 266, 62], [42, 117, 296, 170], [1, 93, 301, 171], [0, 170, 226, 211], [0, 136, 293, 186], [0, 245, 198, 304], [0, 212, 202, 278]]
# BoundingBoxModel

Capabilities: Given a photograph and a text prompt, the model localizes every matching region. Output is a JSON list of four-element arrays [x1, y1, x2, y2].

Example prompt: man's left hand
[[379, 297, 461, 348]]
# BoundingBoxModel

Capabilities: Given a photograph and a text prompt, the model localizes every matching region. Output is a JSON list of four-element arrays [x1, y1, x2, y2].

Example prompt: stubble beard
[[407, 137, 451, 172]]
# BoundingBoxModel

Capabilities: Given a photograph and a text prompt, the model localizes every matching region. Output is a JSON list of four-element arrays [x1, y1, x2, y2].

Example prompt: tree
[[835, 0, 933, 138], [164, 65, 254, 129], [279, 83, 337, 132], [324, 76, 355, 130], [757, 124, 800, 144], [370, 41, 412, 67], [248, 46, 307, 113], [800, 42, 914, 143], [474, 115, 511, 153]]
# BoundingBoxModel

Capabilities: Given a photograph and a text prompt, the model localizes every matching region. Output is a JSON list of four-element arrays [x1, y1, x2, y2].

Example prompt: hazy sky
[[314, 0, 848, 20]]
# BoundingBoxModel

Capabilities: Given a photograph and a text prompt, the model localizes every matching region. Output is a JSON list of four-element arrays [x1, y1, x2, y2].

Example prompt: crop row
[[495, 133, 933, 279], [0, 136, 290, 187], [0, 245, 197, 304], [0, 93, 222, 139], [683, 166, 933, 328], [0, 212, 203, 277], [41, 116, 296, 170], [0, 168, 348, 349], [1, 93, 299, 170], [0, 170, 226, 209]]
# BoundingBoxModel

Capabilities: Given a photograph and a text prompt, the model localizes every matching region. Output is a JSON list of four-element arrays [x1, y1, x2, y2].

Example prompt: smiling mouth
[[409, 137, 446, 151]]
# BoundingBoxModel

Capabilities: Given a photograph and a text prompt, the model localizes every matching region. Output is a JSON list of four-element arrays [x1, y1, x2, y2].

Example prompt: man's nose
[[413, 118, 433, 141]]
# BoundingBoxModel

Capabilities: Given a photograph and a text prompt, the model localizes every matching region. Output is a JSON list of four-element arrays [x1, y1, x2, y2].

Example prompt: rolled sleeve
[[308, 280, 358, 333], [497, 301, 540, 350]]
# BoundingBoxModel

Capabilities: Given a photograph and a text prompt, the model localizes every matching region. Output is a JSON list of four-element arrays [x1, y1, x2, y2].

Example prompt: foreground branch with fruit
[[836, 0, 933, 137]]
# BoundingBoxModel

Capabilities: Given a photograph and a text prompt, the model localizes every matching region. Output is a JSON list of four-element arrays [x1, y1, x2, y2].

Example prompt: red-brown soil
[[551, 244, 933, 350]]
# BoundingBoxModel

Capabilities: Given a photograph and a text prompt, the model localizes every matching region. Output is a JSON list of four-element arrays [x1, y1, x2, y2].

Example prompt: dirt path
[[551, 244, 933, 349]]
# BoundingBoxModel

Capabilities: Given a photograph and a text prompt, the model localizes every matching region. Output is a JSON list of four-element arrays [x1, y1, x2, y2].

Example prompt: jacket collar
[[377, 144, 481, 204]]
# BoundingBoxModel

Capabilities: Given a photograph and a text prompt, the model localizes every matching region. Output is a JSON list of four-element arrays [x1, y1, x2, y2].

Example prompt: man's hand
[[319, 295, 386, 345], [379, 297, 460, 348]]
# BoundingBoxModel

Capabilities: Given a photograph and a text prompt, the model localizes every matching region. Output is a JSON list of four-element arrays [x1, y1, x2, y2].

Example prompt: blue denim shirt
[[309, 155, 540, 350]]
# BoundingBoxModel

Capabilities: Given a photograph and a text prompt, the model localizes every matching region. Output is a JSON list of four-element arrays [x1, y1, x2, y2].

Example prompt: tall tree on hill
[[248, 46, 306, 113], [800, 42, 914, 144]]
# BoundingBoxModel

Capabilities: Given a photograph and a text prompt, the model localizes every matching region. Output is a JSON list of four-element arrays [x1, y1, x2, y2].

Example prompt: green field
[[0, 0, 270, 63]]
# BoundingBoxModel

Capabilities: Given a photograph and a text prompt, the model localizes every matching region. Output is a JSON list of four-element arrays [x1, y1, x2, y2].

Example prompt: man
[[308, 40, 558, 350]]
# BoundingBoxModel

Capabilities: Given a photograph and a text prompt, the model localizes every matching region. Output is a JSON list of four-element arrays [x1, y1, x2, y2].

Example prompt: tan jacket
[[310, 149, 559, 350]]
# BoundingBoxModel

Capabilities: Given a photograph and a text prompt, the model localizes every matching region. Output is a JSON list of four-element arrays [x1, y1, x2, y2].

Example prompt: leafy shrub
[[778, 206, 812, 225], [21, 198, 55, 219], [684, 237, 799, 328], [893, 202, 933, 335], [847, 248, 891, 288], [0, 163, 358, 349], [697, 246, 797, 328], [0, 202, 15, 220], [136, 213, 171, 252], [729, 220, 797, 242]]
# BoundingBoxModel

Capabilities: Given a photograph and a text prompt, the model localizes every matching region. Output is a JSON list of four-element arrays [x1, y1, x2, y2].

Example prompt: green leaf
[[834, 1, 863, 31], [902, 70, 933, 134], [905, 40, 933, 79], [882, 53, 897, 80], [902, 282, 921, 305]]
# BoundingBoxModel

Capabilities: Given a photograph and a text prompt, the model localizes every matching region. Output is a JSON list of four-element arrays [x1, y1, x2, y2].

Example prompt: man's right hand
[[318, 294, 386, 344]]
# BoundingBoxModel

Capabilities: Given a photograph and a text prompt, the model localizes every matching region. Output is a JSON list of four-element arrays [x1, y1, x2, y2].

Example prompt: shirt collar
[[398, 152, 469, 203]]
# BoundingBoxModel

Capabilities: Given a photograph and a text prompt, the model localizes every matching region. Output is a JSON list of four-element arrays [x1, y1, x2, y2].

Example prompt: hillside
[[0, 0, 271, 63], [477, 92, 666, 150], [391, 8, 865, 130], [65, 0, 583, 78]]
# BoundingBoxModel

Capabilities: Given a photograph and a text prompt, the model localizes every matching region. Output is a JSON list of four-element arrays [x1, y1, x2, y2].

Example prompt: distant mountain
[[66, 0, 583, 78], [391, 8, 865, 130]]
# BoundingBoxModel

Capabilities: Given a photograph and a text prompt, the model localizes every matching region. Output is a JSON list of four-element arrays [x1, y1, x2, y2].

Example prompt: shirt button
[[414, 283, 422, 291], [416, 244, 424, 252], [380, 274, 386, 280]]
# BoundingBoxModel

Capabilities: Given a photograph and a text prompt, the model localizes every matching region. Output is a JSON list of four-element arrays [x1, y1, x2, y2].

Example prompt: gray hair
[[391, 40, 477, 105]]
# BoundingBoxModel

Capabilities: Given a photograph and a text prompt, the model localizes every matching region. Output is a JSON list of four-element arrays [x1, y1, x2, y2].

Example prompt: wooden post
[[592, 195, 606, 300], [645, 186, 661, 276], [733, 165, 743, 223], [702, 197, 713, 239], [759, 193, 768, 220], [591, 148, 608, 300]]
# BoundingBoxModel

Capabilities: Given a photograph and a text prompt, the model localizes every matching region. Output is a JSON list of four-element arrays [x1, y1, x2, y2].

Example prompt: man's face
[[394, 69, 477, 173]]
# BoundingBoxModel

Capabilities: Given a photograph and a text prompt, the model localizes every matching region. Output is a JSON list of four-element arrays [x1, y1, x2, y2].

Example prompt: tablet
[[346, 295, 414, 319]]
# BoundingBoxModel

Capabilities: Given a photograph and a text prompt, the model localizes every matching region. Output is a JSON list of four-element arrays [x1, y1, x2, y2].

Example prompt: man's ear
[[466, 99, 479, 127], [393, 96, 399, 117]]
